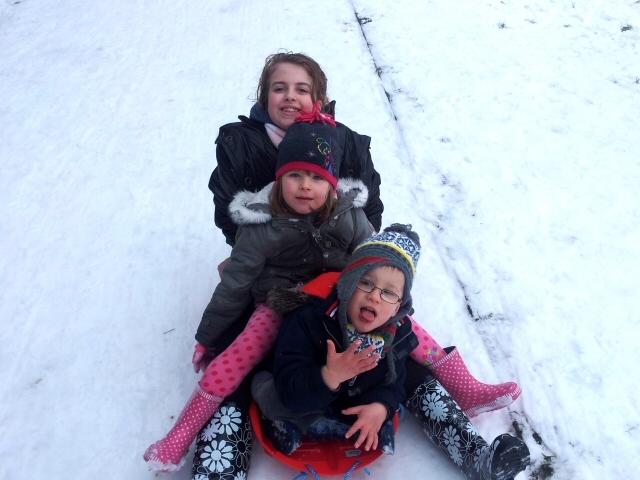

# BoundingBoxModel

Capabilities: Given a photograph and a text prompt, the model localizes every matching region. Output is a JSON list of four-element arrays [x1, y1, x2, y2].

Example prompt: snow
[[1, 0, 639, 479]]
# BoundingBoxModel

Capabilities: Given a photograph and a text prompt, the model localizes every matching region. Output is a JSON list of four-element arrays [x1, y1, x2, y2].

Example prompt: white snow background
[[1, 0, 639, 479]]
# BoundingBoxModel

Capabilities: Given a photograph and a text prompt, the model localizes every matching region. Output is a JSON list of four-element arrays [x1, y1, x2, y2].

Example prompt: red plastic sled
[[250, 401, 399, 477]]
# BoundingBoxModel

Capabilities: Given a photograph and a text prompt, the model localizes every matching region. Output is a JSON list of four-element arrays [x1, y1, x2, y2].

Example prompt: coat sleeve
[[195, 225, 268, 348], [360, 149, 383, 233], [351, 361, 407, 422], [273, 309, 339, 412], [348, 208, 375, 253], [338, 125, 384, 232], [209, 131, 242, 247]]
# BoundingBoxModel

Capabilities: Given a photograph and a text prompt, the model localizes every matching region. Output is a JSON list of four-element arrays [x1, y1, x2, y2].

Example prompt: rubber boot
[[305, 410, 396, 456], [430, 347, 521, 417], [144, 385, 223, 472], [407, 379, 529, 480], [262, 416, 303, 455], [406, 375, 529, 480], [191, 400, 253, 479]]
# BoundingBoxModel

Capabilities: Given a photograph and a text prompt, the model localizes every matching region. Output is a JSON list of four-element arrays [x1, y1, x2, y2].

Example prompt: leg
[[144, 304, 282, 472], [143, 386, 224, 472], [409, 316, 521, 417], [200, 303, 282, 397], [191, 396, 253, 479], [191, 304, 255, 480], [404, 359, 530, 480]]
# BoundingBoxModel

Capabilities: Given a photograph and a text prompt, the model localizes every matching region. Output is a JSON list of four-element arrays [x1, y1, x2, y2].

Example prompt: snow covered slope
[[1, 1, 639, 479]]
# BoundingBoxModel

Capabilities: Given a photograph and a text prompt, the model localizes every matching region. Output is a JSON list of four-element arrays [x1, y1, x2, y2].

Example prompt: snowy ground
[[1, 1, 639, 479]]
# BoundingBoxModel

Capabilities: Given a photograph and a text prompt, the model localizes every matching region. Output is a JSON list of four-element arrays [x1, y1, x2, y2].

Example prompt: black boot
[[191, 400, 252, 480], [405, 363, 529, 480], [261, 416, 303, 455], [305, 409, 395, 456]]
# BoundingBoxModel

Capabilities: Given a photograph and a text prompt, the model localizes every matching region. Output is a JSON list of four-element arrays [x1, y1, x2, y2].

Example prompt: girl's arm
[[360, 151, 383, 232], [338, 125, 383, 232], [209, 140, 242, 247], [348, 208, 376, 253], [195, 225, 267, 348]]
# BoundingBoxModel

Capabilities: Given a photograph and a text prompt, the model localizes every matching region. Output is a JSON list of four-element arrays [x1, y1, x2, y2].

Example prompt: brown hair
[[270, 177, 337, 227], [256, 51, 329, 109]]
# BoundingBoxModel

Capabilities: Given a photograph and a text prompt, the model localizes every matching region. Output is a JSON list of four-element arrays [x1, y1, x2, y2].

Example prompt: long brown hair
[[256, 51, 329, 109], [270, 178, 337, 227]]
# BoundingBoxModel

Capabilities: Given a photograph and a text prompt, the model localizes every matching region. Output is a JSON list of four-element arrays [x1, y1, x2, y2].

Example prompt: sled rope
[[291, 459, 371, 479], [292, 464, 321, 480], [343, 460, 361, 479]]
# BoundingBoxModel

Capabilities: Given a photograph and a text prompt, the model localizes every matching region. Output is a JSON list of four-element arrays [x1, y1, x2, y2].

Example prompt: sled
[[249, 401, 399, 477]]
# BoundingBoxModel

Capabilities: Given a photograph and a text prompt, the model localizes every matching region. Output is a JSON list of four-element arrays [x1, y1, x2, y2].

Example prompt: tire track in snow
[[347, 4, 557, 478]]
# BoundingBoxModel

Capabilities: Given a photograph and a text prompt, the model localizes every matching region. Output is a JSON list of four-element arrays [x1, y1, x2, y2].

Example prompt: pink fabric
[[408, 315, 446, 366], [429, 347, 522, 417], [144, 385, 223, 472], [265, 123, 285, 147], [144, 304, 282, 472], [200, 303, 283, 396], [192, 343, 207, 373]]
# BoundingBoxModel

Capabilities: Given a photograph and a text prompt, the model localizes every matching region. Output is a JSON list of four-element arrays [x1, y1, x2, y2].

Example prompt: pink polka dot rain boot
[[143, 385, 223, 472], [429, 347, 521, 417]]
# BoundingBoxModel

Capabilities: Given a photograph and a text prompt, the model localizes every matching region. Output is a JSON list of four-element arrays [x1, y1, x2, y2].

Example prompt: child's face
[[346, 266, 405, 334], [280, 170, 331, 214], [267, 62, 315, 131]]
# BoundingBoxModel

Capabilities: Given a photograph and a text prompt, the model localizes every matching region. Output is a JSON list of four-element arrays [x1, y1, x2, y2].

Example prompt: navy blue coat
[[272, 296, 418, 422]]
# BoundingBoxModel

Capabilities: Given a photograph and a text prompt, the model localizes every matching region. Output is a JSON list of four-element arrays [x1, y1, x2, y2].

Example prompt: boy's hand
[[321, 340, 379, 390], [342, 403, 388, 451]]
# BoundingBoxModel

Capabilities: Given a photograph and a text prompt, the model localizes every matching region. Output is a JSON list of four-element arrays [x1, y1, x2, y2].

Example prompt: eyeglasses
[[356, 279, 402, 304]]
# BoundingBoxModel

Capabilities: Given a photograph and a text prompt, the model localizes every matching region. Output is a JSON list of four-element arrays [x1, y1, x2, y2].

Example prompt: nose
[[284, 87, 296, 101], [299, 175, 311, 189], [366, 287, 383, 302]]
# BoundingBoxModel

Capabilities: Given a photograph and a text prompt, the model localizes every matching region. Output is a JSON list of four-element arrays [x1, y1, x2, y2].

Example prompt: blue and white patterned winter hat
[[337, 223, 421, 322]]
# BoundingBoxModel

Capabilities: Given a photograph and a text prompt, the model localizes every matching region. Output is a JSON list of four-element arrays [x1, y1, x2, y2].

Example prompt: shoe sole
[[492, 434, 531, 480]]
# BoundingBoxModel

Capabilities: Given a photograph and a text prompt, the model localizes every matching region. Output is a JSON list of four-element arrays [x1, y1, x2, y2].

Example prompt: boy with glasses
[[252, 224, 421, 455]]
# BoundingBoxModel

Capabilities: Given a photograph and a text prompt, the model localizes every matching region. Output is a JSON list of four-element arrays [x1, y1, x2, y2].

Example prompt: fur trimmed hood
[[267, 287, 314, 317], [228, 178, 369, 226]]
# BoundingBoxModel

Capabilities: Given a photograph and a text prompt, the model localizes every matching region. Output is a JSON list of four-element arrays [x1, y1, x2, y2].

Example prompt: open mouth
[[360, 307, 376, 323]]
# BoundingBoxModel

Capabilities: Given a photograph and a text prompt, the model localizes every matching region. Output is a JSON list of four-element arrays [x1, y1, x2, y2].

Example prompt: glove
[[192, 343, 211, 373]]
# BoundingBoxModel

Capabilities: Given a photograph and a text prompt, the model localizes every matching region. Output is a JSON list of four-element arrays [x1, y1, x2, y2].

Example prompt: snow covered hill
[[1, 1, 639, 479]]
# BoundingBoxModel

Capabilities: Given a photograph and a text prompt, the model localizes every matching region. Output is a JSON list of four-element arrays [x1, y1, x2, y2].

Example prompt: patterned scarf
[[346, 322, 398, 358]]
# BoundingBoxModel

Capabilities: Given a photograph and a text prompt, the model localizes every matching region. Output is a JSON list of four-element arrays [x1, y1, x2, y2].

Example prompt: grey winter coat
[[195, 178, 373, 348]]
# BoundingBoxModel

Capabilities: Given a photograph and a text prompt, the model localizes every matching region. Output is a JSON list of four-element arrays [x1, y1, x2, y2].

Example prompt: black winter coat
[[209, 116, 384, 246], [272, 295, 418, 422]]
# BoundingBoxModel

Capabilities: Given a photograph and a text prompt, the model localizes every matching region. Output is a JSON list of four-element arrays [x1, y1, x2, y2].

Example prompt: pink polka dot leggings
[[198, 305, 444, 400], [199, 303, 282, 397], [408, 315, 446, 366]]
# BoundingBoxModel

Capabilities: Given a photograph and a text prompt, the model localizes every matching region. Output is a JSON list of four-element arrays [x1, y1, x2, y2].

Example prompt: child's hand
[[321, 340, 379, 390], [342, 403, 388, 451], [192, 344, 213, 373]]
